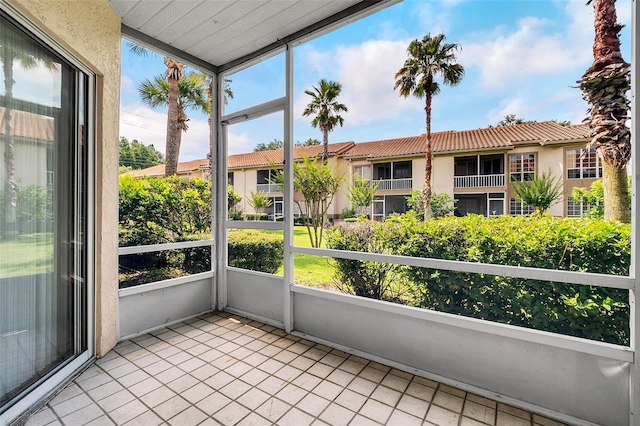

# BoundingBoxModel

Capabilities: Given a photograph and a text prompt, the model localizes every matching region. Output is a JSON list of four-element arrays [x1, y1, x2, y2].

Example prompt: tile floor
[[23, 311, 567, 426]]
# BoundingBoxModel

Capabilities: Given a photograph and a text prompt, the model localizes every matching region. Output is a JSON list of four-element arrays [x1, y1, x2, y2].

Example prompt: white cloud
[[296, 40, 422, 126], [414, 2, 452, 35], [120, 75, 135, 92], [488, 89, 587, 125], [461, 16, 589, 88], [119, 103, 210, 162], [227, 131, 256, 155]]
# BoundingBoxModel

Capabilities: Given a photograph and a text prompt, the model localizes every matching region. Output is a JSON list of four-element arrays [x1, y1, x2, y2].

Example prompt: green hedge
[[329, 214, 630, 345], [228, 230, 283, 274]]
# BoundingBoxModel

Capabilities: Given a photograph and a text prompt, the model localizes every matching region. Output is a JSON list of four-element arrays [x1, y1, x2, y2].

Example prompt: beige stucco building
[[135, 121, 597, 220]]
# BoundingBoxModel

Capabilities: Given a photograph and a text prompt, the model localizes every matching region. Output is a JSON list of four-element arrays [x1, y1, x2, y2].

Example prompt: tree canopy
[[253, 138, 321, 152], [119, 137, 165, 169], [303, 79, 348, 162]]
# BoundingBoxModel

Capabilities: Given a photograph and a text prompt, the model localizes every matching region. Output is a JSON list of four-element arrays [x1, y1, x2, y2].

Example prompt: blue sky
[[119, 0, 633, 163]]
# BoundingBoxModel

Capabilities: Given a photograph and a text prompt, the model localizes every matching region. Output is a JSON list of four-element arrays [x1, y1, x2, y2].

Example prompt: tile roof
[[346, 121, 590, 159], [228, 141, 355, 169], [127, 158, 209, 177], [0, 108, 54, 141], [128, 121, 591, 176]]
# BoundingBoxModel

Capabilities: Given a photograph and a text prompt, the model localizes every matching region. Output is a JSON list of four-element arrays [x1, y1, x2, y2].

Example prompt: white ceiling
[[108, 0, 396, 72]]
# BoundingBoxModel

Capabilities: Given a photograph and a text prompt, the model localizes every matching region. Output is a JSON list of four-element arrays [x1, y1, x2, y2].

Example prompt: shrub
[[406, 191, 456, 219], [118, 175, 212, 286], [242, 213, 268, 221], [228, 230, 284, 274], [383, 214, 630, 345], [341, 207, 357, 219], [326, 221, 412, 302]]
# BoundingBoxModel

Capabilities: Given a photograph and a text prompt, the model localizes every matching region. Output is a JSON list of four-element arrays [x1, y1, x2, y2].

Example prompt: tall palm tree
[[139, 71, 209, 175], [302, 79, 348, 163], [579, 0, 630, 222], [1, 25, 57, 237], [394, 33, 464, 220], [127, 43, 186, 176]]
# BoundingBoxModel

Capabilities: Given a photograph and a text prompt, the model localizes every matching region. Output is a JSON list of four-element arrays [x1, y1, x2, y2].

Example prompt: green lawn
[[261, 227, 336, 289], [0, 233, 53, 279]]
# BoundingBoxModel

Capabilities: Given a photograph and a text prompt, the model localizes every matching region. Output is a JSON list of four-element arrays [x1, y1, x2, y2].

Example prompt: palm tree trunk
[[423, 90, 433, 221], [3, 47, 17, 237], [580, 0, 630, 222], [322, 128, 329, 164], [602, 161, 629, 222], [164, 58, 183, 176]]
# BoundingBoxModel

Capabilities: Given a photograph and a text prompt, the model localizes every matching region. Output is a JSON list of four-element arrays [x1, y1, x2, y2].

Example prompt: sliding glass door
[[0, 12, 90, 416]]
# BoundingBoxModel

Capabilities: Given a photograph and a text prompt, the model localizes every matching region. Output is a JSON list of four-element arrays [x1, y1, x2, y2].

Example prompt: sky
[[118, 0, 633, 164]]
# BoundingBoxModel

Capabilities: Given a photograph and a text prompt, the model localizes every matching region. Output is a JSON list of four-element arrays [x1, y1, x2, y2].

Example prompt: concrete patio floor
[[22, 311, 567, 426]]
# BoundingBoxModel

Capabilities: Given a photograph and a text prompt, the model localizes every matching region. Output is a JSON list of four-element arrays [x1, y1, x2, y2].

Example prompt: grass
[[0, 233, 53, 279], [261, 226, 336, 289]]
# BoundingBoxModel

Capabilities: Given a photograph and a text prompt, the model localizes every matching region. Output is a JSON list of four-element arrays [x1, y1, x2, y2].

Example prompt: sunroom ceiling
[[108, 0, 396, 72]]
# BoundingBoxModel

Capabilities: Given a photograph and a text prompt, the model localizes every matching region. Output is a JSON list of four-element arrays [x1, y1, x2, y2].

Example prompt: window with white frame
[[566, 148, 602, 179], [567, 200, 594, 217], [509, 198, 535, 215], [353, 165, 371, 182], [509, 154, 536, 182]]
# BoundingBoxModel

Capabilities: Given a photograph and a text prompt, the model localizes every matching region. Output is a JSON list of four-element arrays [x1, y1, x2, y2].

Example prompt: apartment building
[[134, 121, 595, 219]]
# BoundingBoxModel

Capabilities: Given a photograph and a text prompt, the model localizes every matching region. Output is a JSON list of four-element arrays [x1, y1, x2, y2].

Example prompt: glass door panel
[[0, 13, 88, 414]]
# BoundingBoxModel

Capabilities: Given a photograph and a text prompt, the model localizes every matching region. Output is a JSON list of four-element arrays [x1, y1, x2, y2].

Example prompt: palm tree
[[1, 25, 57, 237], [394, 33, 464, 220], [302, 79, 348, 163], [127, 43, 186, 176], [578, 0, 630, 222], [139, 71, 209, 175]]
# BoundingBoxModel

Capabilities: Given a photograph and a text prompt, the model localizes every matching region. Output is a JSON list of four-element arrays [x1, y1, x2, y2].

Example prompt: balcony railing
[[256, 183, 283, 193], [373, 178, 413, 190], [454, 173, 505, 188]]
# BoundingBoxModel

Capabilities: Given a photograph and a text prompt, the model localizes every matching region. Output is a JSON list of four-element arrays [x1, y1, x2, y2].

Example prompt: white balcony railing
[[256, 183, 283, 193], [454, 174, 505, 188], [373, 178, 413, 190]]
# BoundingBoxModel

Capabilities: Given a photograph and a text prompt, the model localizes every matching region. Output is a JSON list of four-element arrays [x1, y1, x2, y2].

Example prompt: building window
[[373, 163, 391, 180], [393, 161, 412, 179], [353, 165, 371, 181], [566, 148, 602, 179], [454, 156, 478, 176], [567, 200, 593, 217], [509, 198, 535, 215], [509, 154, 535, 182], [227, 172, 234, 186]]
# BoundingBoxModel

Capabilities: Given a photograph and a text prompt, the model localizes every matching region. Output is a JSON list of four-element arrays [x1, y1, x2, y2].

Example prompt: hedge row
[[228, 230, 283, 274], [327, 213, 631, 345]]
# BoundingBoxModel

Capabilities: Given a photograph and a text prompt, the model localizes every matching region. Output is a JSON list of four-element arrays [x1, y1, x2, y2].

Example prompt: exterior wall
[[537, 144, 565, 216], [8, 0, 122, 357], [432, 155, 453, 197], [561, 144, 602, 217]]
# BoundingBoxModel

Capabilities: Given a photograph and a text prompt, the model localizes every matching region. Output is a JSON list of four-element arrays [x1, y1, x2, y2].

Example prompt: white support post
[[209, 72, 219, 311], [283, 45, 295, 332], [630, 0, 639, 424], [215, 73, 228, 311]]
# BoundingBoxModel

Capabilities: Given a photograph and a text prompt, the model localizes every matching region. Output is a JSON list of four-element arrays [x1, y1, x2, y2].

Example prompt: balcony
[[256, 183, 283, 193], [23, 311, 557, 426], [454, 174, 505, 189], [373, 178, 413, 191]]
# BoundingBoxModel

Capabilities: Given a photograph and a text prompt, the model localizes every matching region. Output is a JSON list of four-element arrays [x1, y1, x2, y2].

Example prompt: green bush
[[326, 221, 410, 302], [242, 213, 268, 221], [382, 214, 630, 345], [228, 230, 284, 274], [340, 207, 357, 219], [118, 175, 212, 285]]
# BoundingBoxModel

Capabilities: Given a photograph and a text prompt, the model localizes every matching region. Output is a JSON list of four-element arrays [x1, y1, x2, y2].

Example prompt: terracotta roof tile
[[228, 141, 355, 169], [127, 158, 209, 177], [346, 122, 590, 159], [0, 108, 54, 141]]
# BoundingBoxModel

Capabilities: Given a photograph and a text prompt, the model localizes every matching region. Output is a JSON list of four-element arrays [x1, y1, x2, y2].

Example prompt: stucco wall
[[8, 0, 121, 357], [537, 145, 565, 216], [432, 155, 453, 197]]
